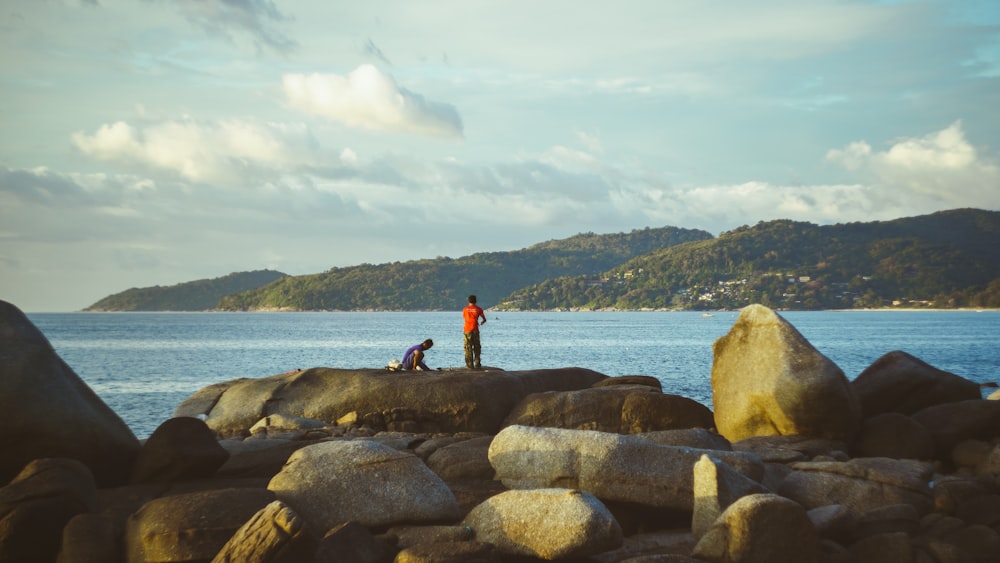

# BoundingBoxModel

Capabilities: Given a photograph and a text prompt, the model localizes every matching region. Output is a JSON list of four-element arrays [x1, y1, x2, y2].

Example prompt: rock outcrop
[[502, 385, 715, 434], [0, 300, 140, 487], [174, 366, 607, 437], [4, 300, 1000, 562], [852, 350, 982, 417], [266, 440, 461, 531], [488, 425, 764, 511], [711, 304, 861, 442]]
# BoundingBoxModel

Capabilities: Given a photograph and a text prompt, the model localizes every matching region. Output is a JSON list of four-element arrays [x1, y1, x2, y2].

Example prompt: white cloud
[[827, 121, 1000, 206], [71, 117, 313, 184], [282, 64, 464, 138]]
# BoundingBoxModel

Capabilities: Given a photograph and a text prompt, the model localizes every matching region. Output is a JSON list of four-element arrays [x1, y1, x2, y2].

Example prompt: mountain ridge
[[84, 209, 1000, 312]]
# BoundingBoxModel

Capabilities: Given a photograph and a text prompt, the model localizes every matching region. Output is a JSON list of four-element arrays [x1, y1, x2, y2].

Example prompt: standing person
[[463, 295, 487, 369], [401, 339, 434, 371]]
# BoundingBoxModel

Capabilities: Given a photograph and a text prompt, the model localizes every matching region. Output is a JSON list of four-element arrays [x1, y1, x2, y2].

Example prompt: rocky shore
[[3, 299, 1000, 562]]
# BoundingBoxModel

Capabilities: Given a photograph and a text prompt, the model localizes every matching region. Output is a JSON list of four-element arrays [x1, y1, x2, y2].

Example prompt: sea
[[25, 310, 1000, 439]]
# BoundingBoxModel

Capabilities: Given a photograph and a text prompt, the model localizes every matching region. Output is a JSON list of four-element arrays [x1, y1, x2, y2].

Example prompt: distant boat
[[701, 313, 714, 318]]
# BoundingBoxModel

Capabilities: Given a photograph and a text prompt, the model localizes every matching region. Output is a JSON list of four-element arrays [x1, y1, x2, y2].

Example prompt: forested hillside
[[496, 209, 1000, 311], [216, 227, 712, 311], [84, 270, 287, 311]]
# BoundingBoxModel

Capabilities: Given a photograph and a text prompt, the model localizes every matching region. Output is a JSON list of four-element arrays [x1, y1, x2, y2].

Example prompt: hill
[[495, 208, 1000, 311], [84, 270, 287, 311], [216, 227, 713, 311]]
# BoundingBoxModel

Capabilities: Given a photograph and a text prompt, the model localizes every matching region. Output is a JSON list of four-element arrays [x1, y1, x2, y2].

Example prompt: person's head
[[421, 339, 434, 350], [468, 295, 477, 304]]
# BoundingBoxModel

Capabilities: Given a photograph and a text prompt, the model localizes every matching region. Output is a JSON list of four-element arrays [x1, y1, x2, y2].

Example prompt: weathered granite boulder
[[592, 375, 663, 391], [489, 425, 764, 511], [175, 367, 607, 437], [0, 458, 97, 563], [691, 454, 770, 539], [0, 300, 140, 487], [125, 487, 276, 563], [853, 412, 935, 460], [130, 416, 230, 484], [425, 435, 496, 481], [462, 488, 623, 559], [851, 350, 981, 417], [692, 493, 820, 563], [394, 541, 500, 562], [58, 512, 118, 563], [313, 521, 396, 563], [637, 428, 732, 451], [910, 399, 1000, 459], [502, 385, 714, 434], [210, 500, 317, 563], [267, 439, 461, 531], [711, 304, 861, 443], [778, 457, 934, 515]]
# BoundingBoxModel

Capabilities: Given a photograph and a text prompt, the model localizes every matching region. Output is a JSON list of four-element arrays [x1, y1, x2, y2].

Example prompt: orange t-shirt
[[463, 304, 485, 332]]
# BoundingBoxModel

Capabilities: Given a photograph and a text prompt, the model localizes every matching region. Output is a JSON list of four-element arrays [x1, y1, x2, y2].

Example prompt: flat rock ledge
[[3, 300, 1000, 562]]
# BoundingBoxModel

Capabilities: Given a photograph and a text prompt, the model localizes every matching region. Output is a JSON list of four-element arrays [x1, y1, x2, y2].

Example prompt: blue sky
[[2, 0, 999, 312]]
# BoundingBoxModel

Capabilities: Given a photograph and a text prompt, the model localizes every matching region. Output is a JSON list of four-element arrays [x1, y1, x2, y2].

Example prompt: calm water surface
[[26, 310, 1000, 438]]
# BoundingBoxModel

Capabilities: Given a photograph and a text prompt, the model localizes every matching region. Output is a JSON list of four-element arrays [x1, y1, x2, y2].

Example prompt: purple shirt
[[402, 343, 429, 370]]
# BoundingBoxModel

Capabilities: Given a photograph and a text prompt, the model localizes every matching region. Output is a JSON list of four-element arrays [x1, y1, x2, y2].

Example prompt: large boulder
[[778, 457, 934, 515], [267, 439, 461, 531], [175, 367, 607, 437], [711, 304, 861, 442], [502, 385, 714, 434], [691, 454, 770, 540], [462, 488, 623, 559], [851, 350, 981, 417], [489, 425, 763, 511], [853, 412, 935, 460], [130, 416, 230, 484], [0, 300, 140, 487], [124, 487, 276, 563], [692, 493, 820, 563], [210, 500, 317, 563], [910, 399, 1000, 459], [0, 458, 97, 563]]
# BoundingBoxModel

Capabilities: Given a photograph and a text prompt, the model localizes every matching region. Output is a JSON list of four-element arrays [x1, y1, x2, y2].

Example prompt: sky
[[2, 1, 999, 312]]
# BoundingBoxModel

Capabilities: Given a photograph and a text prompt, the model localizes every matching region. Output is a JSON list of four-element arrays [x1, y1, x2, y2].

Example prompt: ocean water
[[25, 310, 1000, 439]]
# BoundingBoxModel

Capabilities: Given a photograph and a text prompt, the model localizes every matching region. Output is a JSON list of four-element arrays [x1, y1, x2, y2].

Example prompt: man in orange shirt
[[463, 295, 487, 369]]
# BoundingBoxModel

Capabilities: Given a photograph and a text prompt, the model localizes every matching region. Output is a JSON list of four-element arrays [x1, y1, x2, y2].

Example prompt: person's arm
[[479, 309, 487, 326]]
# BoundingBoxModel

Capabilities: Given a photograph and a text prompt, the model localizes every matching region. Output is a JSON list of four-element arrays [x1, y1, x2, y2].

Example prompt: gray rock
[[849, 532, 913, 563], [462, 488, 623, 559], [57, 513, 117, 563], [853, 412, 934, 460], [210, 500, 317, 563], [778, 457, 934, 515], [489, 425, 763, 511], [851, 350, 981, 417], [711, 304, 861, 443], [503, 385, 714, 434], [130, 416, 230, 484], [267, 439, 460, 530], [394, 541, 500, 562], [691, 454, 770, 539], [637, 428, 732, 451], [0, 458, 97, 563], [125, 487, 276, 563], [175, 367, 607, 437], [692, 493, 820, 563], [592, 375, 663, 391], [911, 399, 1000, 459], [425, 435, 495, 481], [0, 300, 140, 487], [314, 521, 395, 563]]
